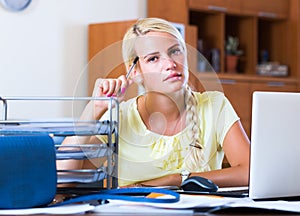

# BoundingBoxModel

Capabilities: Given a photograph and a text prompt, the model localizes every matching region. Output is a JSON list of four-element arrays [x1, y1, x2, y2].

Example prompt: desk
[[33, 213, 300, 216], [1, 203, 299, 215], [48, 190, 300, 216], [2, 190, 299, 215]]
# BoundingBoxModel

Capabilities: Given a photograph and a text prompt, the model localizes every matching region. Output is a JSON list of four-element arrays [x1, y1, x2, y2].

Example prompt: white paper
[[143, 194, 242, 209], [228, 200, 300, 212], [3, 194, 300, 215], [0, 204, 95, 215], [94, 194, 242, 214], [94, 194, 300, 214], [95, 202, 194, 214]]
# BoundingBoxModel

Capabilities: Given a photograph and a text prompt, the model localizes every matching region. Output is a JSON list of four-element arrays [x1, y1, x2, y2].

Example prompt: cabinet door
[[225, 0, 241, 14], [241, 0, 289, 18], [88, 20, 138, 98], [221, 80, 252, 137], [148, 0, 189, 24]]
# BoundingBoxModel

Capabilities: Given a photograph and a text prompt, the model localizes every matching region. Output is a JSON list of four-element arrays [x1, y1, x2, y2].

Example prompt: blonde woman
[[58, 17, 250, 188]]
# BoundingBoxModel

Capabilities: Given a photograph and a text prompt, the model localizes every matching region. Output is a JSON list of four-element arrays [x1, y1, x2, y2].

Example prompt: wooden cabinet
[[148, 0, 294, 76], [189, 7, 291, 77], [257, 19, 289, 67], [241, 0, 290, 18], [188, 12, 258, 74], [148, 0, 299, 136]]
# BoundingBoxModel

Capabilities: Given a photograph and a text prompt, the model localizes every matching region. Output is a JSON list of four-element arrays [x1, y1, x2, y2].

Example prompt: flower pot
[[226, 55, 239, 73]]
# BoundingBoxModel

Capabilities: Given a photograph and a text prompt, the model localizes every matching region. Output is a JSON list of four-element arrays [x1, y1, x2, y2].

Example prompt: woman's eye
[[147, 56, 158, 62], [170, 48, 182, 56]]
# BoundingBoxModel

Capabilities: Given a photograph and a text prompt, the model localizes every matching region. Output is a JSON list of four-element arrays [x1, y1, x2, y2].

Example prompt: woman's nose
[[162, 57, 176, 70]]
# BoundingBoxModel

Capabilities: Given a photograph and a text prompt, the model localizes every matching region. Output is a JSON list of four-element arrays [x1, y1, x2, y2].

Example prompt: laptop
[[185, 91, 300, 200], [221, 91, 300, 199], [248, 91, 300, 200]]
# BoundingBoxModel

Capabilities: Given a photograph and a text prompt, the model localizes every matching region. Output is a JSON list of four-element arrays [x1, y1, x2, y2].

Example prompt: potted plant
[[225, 36, 243, 73]]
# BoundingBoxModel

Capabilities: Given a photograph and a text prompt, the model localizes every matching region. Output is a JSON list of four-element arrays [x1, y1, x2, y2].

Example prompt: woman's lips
[[163, 72, 182, 81]]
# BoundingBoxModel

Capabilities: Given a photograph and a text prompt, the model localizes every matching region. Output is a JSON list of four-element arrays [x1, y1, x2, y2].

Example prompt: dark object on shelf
[[210, 48, 221, 72]]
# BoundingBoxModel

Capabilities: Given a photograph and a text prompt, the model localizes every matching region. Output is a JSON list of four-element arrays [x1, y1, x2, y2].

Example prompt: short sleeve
[[215, 94, 240, 146]]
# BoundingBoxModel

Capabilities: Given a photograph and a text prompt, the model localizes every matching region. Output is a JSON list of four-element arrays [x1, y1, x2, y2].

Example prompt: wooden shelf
[[213, 73, 296, 83]]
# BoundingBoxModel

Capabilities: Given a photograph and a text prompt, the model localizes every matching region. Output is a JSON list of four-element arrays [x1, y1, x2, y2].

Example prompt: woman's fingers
[[94, 76, 128, 98], [118, 75, 128, 96]]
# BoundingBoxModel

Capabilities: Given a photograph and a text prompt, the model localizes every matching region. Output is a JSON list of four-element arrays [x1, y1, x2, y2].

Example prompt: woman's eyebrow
[[168, 43, 181, 51], [142, 51, 160, 59], [141, 43, 181, 59]]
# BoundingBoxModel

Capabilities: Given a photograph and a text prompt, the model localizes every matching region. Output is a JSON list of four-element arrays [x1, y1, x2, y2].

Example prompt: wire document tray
[[0, 96, 119, 190]]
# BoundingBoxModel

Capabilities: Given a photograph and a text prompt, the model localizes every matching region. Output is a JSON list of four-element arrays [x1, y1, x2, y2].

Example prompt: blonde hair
[[122, 17, 187, 69], [122, 17, 206, 170]]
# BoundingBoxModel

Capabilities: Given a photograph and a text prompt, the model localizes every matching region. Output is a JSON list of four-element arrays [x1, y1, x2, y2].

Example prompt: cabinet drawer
[[189, 0, 240, 13], [241, 0, 289, 18], [251, 82, 298, 93], [189, 0, 227, 11]]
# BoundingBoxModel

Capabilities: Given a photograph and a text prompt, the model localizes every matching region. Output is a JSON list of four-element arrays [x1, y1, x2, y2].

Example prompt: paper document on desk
[[94, 194, 300, 214], [0, 204, 95, 215], [94, 194, 243, 213], [95, 202, 194, 214], [228, 200, 300, 213]]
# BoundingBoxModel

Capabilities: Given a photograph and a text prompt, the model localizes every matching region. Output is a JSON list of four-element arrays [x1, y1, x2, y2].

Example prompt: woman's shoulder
[[119, 96, 138, 109]]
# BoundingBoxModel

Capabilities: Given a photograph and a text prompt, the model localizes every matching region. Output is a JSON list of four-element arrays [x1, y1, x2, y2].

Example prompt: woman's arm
[[57, 76, 130, 171], [189, 120, 250, 187]]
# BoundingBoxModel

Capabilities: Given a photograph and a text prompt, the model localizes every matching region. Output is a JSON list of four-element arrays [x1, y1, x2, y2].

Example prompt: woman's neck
[[138, 91, 187, 136], [144, 91, 185, 121]]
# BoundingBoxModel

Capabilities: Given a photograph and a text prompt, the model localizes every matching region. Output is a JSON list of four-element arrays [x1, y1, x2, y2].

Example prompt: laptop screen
[[249, 91, 300, 199]]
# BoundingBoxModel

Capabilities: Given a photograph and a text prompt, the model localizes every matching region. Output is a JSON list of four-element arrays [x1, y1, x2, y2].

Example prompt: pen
[[117, 56, 139, 96], [125, 56, 139, 79]]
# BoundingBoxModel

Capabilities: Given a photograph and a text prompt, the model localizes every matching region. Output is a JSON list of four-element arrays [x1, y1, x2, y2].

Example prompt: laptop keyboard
[[212, 189, 249, 197], [179, 187, 249, 198]]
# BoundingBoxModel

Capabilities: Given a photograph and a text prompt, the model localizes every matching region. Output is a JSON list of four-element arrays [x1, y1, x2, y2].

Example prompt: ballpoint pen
[[125, 56, 139, 79], [117, 56, 139, 96]]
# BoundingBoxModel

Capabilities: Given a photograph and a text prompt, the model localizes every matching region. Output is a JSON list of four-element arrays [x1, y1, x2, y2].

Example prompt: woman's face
[[134, 31, 188, 94]]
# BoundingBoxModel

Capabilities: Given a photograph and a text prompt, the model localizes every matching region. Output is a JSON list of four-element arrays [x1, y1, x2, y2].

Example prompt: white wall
[[0, 0, 146, 119]]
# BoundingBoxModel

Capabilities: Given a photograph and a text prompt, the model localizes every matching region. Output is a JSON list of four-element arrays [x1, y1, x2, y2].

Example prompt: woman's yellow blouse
[[97, 91, 239, 186]]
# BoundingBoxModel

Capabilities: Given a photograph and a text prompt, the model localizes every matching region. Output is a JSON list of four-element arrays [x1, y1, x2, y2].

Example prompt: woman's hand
[[88, 75, 132, 120], [93, 75, 128, 98]]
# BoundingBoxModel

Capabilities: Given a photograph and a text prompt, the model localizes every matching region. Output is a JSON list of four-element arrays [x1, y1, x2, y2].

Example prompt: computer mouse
[[181, 176, 218, 192]]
